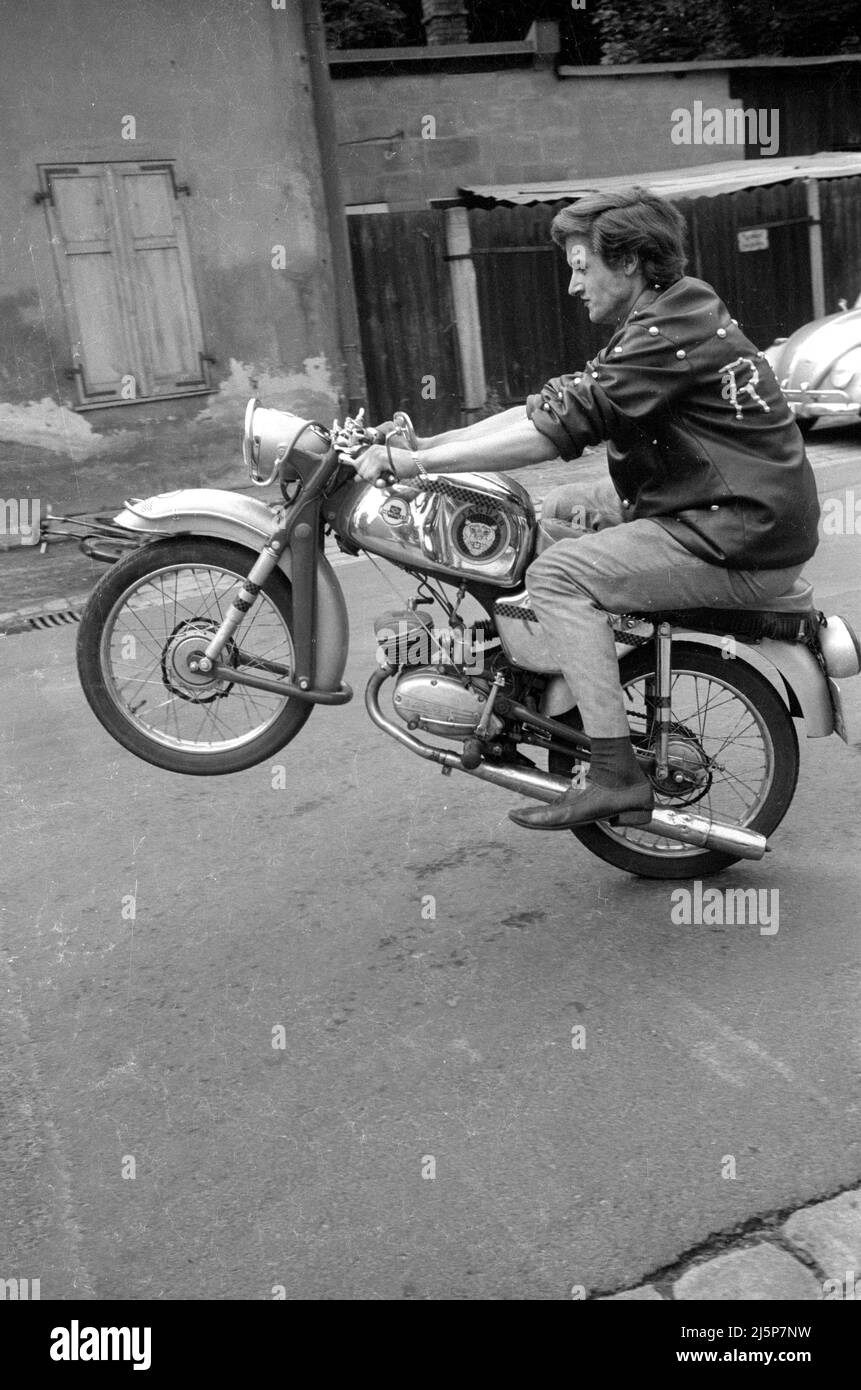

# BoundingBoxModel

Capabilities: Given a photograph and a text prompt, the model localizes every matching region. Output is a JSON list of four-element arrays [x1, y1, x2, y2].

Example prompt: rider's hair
[[550, 186, 688, 288]]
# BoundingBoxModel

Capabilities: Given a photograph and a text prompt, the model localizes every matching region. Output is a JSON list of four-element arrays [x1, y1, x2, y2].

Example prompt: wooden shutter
[[46, 167, 141, 400], [115, 165, 208, 394], [43, 162, 210, 406]]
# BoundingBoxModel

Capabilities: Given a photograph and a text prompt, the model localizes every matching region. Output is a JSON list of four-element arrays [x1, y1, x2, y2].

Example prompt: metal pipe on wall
[[300, 0, 367, 414], [805, 178, 826, 320]]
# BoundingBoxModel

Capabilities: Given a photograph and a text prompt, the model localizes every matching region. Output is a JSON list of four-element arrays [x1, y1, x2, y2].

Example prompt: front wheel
[[76, 537, 312, 774], [548, 641, 800, 878]]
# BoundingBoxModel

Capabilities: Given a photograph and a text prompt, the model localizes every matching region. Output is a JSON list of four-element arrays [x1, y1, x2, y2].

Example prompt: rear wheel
[[548, 641, 799, 878], [76, 538, 312, 774]]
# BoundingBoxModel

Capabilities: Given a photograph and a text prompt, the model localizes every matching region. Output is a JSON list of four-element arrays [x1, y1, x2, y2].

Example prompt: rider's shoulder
[[618, 277, 737, 355]]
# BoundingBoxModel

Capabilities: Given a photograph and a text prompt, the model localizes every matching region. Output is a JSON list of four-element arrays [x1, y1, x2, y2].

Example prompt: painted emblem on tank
[[453, 505, 509, 561], [380, 497, 410, 526], [462, 519, 497, 555]]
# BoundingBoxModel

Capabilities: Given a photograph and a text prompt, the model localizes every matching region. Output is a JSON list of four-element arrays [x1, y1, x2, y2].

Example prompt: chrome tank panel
[[326, 472, 535, 588]]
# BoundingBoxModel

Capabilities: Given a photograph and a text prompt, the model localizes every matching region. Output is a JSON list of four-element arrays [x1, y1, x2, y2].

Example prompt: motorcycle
[[74, 399, 861, 878]]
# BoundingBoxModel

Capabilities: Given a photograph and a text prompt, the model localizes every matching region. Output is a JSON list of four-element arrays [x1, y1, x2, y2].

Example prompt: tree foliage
[[592, 0, 861, 63], [321, 0, 861, 59], [322, 0, 422, 50]]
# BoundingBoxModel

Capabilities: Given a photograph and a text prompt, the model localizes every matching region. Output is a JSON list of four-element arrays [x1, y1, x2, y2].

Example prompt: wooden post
[[445, 207, 487, 418], [806, 178, 826, 319]]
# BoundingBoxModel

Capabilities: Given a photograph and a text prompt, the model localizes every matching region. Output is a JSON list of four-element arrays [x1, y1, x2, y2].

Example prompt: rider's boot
[[508, 735, 654, 831]]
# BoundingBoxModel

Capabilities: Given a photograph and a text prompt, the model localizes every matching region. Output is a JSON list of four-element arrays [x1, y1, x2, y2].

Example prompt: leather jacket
[[526, 277, 820, 570]]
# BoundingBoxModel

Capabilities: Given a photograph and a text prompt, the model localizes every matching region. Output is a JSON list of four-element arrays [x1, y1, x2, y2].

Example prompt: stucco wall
[[333, 64, 744, 210], [0, 0, 342, 456]]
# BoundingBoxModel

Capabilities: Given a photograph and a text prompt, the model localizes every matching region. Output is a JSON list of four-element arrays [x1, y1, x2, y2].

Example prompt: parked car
[[764, 292, 861, 437]]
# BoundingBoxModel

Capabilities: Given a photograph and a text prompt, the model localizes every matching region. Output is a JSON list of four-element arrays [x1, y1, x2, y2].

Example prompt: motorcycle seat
[[622, 579, 818, 644]]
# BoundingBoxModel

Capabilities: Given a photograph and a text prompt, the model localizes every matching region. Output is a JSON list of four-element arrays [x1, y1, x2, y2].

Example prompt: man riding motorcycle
[[348, 186, 820, 831]]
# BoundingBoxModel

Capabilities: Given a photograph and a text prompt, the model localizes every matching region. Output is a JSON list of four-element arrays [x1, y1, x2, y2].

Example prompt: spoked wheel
[[548, 641, 799, 878], [76, 538, 312, 774]]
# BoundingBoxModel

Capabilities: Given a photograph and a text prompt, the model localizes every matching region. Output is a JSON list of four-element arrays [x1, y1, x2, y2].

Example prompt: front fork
[[190, 452, 351, 706]]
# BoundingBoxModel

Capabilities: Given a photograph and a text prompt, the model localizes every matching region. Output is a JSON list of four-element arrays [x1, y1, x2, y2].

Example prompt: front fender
[[114, 489, 349, 692]]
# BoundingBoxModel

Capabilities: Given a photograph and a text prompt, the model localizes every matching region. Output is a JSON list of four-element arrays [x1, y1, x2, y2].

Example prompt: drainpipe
[[300, 0, 366, 414], [805, 178, 826, 320]]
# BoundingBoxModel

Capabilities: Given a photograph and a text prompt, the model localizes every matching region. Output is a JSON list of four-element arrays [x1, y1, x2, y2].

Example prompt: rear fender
[[114, 489, 349, 691], [541, 630, 834, 737]]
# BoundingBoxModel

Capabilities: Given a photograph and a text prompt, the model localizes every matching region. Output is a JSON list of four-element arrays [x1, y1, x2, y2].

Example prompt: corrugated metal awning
[[448, 151, 861, 208]]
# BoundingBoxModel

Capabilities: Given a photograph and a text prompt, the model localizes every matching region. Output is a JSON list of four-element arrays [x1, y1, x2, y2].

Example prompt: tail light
[[819, 615, 861, 677]]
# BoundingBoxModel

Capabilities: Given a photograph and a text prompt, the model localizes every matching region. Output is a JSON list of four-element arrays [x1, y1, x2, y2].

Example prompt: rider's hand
[[344, 444, 421, 484]]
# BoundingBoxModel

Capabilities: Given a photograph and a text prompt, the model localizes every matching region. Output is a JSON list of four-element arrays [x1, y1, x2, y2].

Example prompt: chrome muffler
[[365, 671, 767, 861]]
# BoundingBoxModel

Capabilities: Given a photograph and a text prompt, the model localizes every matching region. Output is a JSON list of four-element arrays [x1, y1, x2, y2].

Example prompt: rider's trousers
[[527, 478, 804, 739]]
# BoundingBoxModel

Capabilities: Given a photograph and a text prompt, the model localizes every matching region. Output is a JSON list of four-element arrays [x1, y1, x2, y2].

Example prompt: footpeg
[[461, 738, 483, 770]]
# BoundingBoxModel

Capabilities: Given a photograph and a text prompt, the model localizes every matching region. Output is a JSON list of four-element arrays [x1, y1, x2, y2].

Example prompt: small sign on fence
[[737, 227, 770, 253]]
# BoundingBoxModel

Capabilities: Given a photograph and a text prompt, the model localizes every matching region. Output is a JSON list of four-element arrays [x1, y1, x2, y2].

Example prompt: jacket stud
[[710, 504, 719, 511], [716, 327, 727, 337], [676, 349, 686, 359], [648, 326, 659, 336]]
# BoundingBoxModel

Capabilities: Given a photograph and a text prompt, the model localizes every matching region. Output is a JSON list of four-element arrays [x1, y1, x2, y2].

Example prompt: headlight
[[830, 347, 861, 390], [242, 398, 329, 485]]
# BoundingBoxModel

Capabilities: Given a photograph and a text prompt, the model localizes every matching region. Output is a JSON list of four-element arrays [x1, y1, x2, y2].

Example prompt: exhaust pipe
[[365, 671, 767, 861]]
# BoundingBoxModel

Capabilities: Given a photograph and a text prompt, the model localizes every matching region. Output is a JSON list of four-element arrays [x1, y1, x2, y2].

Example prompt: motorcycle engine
[[392, 668, 503, 739]]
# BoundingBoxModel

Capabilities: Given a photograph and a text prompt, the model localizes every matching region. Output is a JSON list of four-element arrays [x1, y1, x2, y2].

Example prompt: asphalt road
[[1, 435, 860, 1300]]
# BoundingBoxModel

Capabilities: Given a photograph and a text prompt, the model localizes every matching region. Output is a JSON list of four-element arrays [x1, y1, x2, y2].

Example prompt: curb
[[598, 1186, 861, 1300]]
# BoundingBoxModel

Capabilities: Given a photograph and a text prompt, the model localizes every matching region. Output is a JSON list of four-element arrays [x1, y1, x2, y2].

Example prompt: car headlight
[[830, 347, 861, 390]]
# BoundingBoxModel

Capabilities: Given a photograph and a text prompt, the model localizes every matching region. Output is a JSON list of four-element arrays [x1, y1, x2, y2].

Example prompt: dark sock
[[587, 735, 648, 790]]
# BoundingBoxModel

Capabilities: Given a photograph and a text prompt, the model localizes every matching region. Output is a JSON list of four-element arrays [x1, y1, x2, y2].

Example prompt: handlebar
[[335, 408, 422, 488]]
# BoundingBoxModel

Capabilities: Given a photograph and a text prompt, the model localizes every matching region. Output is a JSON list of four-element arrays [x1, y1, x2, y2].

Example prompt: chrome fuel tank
[[324, 472, 536, 588]]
